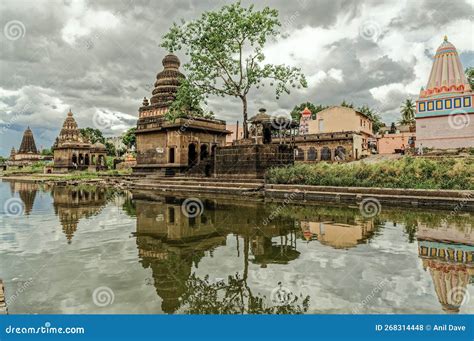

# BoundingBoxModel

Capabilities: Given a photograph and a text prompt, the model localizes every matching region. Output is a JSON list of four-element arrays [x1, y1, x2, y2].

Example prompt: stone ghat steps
[[144, 175, 265, 184], [265, 184, 473, 199], [0, 279, 7, 315], [131, 182, 262, 196], [138, 179, 264, 189], [265, 187, 474, 211]]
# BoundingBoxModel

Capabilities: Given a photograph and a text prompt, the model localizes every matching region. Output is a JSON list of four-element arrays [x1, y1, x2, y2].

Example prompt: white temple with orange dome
[[415, 36, 474, 149]]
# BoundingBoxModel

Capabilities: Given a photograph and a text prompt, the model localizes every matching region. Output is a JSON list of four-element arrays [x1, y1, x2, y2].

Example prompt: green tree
[[290, 102, 328, 122], [105, 141, 116, 157], [399, 99, 416, 125], [161, 2, 307, 138], [357, 105, 383, 134], [121, 127, 136, 149], [41, 148, 53, 156], [466, 67, 474, 90], [79, 127, 105, 144], [341, 100, 354, 108]]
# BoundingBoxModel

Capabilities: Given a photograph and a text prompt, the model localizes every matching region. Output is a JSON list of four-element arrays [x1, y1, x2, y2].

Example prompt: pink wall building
[[415, 37, 474, 149]]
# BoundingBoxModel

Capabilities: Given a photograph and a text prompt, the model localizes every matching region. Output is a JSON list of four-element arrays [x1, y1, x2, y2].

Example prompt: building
[[7, 127, 43, 167], [416, 36, 474, 149], [134, 54, 230, 175], [52, 110, 107, 173], [276, 106, 374, 162], [376, 123, 416, 154]]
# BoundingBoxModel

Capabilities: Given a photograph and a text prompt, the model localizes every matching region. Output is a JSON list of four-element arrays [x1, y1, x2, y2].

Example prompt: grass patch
[[266, 157, 474, 190]]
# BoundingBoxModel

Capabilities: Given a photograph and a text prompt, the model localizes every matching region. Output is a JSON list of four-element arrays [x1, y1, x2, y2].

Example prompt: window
[[419, 102, 425, 112], [454, 98, 461, 108], [436, 100, 443, 110], [464, 96, 471, 107], [445, 99, 452, 109], [427, 101, 434, 111]]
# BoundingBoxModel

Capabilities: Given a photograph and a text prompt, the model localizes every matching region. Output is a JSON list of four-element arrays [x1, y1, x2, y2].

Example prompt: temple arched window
[[335, 146, 346, 161], [321, 147, 331, 161], [294, 147, 305, 161], [307, 147, 317, 161]]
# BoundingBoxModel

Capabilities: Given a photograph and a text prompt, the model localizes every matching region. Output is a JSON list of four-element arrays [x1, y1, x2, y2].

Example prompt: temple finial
[[444, 35, 448, 42]]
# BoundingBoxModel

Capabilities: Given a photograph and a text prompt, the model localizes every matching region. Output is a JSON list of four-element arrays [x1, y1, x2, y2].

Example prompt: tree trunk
[[241, 96, 249, 139]]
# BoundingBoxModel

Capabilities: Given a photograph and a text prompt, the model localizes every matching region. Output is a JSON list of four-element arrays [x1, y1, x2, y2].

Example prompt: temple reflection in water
[[132, 192, 384, 313], [9, 181, 39, 215], [51, 186, 108, 243], [3, 181, 473, 314], [417, 222, 473, 313]]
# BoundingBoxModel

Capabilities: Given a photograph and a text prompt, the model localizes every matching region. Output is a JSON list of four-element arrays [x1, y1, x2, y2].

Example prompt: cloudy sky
[[0, 0, 472, 156]]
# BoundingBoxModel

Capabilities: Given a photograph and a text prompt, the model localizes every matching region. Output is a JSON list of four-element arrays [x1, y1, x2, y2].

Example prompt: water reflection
[[9, 181, 39, 215], [417, 222, 473, 313], [51, 186, 108, 243], [1, 180, 473, 314], [133, 195, 305, 313]]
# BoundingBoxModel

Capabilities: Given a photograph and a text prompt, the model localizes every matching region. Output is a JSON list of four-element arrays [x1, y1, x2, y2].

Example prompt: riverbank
[[267, 157, 474, 190], [0, 279, 7, 315], [2, 172, 473, 211]]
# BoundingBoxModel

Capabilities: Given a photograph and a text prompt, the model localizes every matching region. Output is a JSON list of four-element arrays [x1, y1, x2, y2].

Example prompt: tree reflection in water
[[180, 273, 310, 314]]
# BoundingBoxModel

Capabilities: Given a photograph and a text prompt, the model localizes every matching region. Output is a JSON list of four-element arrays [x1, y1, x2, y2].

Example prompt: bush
[[266, 157, 474, 190]]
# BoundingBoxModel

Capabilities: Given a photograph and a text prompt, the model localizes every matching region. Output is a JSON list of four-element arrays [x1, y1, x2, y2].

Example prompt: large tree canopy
[[161, 2, 307, 138]]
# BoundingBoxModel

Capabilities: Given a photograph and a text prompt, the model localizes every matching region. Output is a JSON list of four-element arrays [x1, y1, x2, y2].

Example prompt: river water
[[0, 180, 472, 314]]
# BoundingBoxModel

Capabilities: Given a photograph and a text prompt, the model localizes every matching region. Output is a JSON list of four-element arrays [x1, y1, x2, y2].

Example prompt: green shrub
[[266, 157, 474, 190]]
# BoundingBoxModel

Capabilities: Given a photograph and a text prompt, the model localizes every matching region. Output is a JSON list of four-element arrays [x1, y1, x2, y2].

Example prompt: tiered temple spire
[[18, 127, 38, 154], [149, 54, 184, 107], [421, 36, 471, 98]]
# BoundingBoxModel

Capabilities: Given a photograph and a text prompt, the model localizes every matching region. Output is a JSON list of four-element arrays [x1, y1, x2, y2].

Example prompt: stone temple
[[133, 54, 230, 176], [7, 127, 43, 168], [52, 110, 107, 173], [416, 36, 474, 149]]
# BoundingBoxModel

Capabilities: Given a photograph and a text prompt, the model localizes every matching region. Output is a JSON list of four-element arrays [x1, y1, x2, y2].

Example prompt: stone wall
[[215, 144, 293, 178]]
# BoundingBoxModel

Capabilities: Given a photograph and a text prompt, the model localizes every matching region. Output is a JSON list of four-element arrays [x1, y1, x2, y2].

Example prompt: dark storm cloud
[[0, 0, 472, 156]]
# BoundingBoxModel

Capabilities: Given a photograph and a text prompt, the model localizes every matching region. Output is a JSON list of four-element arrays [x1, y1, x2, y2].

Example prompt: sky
[[0, 0, 472, 156]]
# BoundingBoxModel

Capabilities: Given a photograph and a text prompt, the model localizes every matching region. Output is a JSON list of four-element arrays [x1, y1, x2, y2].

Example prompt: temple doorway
[[188, 143, 197, 166], [169, 147, 175, 163], [200, 144, 208, 160]]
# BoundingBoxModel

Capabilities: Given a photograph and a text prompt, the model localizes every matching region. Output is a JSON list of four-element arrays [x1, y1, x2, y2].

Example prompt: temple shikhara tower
[[52, 110, 107, 173], [7, 127, 42, 167], [416, 37, 474, 148], [134, 54, 229, 175]]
